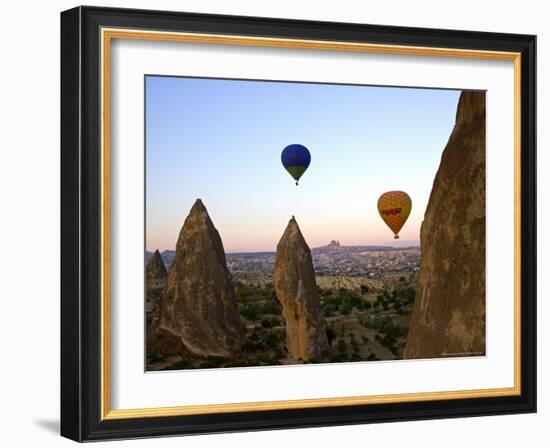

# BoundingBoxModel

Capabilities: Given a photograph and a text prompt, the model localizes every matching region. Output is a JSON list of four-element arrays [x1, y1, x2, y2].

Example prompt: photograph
[[57, 5, 537, 442], [144, 76, 486, 371]]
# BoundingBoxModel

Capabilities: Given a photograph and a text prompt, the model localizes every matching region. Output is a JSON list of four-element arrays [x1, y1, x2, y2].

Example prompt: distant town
[[146, 240, 420, 279]]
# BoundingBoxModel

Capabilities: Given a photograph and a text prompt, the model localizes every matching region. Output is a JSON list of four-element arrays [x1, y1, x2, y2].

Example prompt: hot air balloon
[[281, 144, 311, 185], [377, 191, 412, 239]]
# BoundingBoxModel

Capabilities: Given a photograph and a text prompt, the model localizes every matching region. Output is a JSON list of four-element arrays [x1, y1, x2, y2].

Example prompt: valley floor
[[147, 273, 416, 371]]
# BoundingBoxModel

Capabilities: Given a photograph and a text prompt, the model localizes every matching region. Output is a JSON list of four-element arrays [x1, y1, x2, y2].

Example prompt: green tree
[[239, 302, 259, 321], [338, 338, 347, 354], [350, 334, 360, 354], [326, 326, 336, 346], [340, 300, 352, 316]]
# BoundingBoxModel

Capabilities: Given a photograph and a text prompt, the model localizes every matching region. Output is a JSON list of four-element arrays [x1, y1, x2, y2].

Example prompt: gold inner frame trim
[[100, 27, 522, 420]]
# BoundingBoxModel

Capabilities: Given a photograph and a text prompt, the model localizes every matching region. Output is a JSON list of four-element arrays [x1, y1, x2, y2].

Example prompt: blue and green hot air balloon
[[281, 144, 311, 185]]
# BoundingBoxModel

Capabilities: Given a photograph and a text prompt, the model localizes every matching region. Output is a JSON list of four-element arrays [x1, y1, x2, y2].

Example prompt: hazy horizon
[[146, 76, 460, 252], [147, 237, 421, 254]]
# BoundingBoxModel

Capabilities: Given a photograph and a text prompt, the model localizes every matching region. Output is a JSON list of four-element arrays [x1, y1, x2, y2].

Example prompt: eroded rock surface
[[159, 199, 243, 358], [274, 217, 327, 361], [146, 250, 187, 357], [145, 249, 167, 319], [405, 91, 486, 359]]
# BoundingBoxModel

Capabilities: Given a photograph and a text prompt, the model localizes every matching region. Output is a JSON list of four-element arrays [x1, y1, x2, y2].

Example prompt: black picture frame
[[61, 5, 536, 442]]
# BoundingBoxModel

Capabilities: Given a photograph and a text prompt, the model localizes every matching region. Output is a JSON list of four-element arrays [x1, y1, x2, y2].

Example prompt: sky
[[145, 76, 461, 253]]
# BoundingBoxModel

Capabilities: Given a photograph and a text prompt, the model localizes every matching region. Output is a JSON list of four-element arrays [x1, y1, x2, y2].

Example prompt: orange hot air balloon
[[377, 191, 412, 239]]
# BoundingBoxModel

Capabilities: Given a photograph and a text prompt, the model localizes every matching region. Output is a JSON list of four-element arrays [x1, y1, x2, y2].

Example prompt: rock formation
[[147, 323, 188, 357], [146, 250, 188, 358], [274, 217, 327, 361], [405, 91, 486, 359], [145, 249, 167, 319], [159, 199, 243, 358]]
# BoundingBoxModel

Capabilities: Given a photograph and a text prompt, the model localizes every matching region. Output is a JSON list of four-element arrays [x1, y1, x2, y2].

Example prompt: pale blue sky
[[146, 76, 461, 252]]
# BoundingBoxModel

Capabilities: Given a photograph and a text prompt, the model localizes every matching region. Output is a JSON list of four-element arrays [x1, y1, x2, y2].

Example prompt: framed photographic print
[[60, 6, 536, 442]]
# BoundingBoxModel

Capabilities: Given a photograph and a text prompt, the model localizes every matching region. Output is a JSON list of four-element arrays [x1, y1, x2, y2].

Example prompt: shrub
[[239, 302, 260, 321], [270, 317, 281, 327], [147, 352, 165, 364], [264, 329, 284, 348], [350, 335, 360, 354], [338, 338, 347, 354], [166, 358, 194, 370], [342, 292, 362, 308], [322, 303, 338, 317], [323, 296, 343, 308], [234, 283, 250, 301], [258, 298, 282, 314], [326, 326, 336, 346], [260, 317, 280, 328], [358, 314, 373, 328], [199, 356, 225, 369], [397, 287, 416, 304], [243, 340, 266, 353], [338, 323, 347, 336], [340, 301, 352, 316]]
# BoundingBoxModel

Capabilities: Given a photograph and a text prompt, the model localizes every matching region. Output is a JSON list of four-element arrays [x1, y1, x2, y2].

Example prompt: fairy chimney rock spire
[[274, 217, 327, 361], [159, 199, 243, 358]]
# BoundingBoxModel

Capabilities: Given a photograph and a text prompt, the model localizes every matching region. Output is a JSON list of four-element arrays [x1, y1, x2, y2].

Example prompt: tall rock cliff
[[405, 91, 486, 359], [274, 217, 327, 361], [159, 199, 243, 358]]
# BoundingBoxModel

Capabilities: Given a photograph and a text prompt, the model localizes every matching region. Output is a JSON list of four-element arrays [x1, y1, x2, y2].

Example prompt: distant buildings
[[147, 242, 421, 278], [225, 243, 420, 278]]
